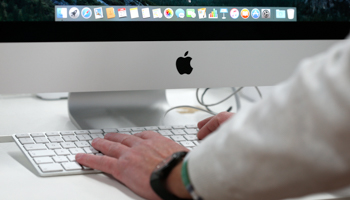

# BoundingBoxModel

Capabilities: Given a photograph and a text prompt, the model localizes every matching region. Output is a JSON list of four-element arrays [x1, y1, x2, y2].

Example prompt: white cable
[[196, 87, 244, 107], [162, 105, 216, 125], [255, 86, 263, 99]]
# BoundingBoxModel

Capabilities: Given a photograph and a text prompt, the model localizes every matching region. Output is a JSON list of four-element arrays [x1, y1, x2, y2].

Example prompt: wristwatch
[[150, 151, 190, 200]]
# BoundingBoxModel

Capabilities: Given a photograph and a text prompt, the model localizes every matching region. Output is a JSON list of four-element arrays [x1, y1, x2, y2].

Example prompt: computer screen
[[0, 1, 349, 128]]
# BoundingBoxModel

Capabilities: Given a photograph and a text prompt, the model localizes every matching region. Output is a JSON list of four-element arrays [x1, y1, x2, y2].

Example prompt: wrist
[[165, 161, 192, 199]]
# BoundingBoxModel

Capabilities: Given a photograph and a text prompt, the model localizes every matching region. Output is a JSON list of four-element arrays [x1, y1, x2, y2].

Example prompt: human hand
[[197, 112, 234, 140], [75, 131, 189, 200]]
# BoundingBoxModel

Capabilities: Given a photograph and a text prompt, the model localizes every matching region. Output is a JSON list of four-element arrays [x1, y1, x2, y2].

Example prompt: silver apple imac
[[0, 1, 349, 128]]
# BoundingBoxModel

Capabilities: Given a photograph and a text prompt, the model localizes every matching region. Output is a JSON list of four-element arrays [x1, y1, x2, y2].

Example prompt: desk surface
[[0, 90, 346, 200]]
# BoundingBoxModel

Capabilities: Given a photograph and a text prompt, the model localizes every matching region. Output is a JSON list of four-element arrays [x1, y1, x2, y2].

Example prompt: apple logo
[[176, 51, 193, 75]]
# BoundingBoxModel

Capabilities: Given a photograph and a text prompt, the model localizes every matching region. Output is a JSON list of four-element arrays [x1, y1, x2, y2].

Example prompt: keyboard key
[[39, 163, 63, 172], [31, 133, 45, 137], [89, 130, 104, 134], [103, 128, 117, 133], [172, 130, 186, 135], [61, 142, 76, 149], [34, 137, 49, 144], [186, 125, 197, 129], [83, 146, 99, 154], [170, 136, 186, 142], [53, 156, 69, 163], [46, 143, 62, 150], [69, 148, 85, 155], [185, 129, 198, 135], [67, 155, 76, 162], [117, 128, 131, 132], [16, 133, 30, 138], [46, 132, 60, 137], [60, 131, 75, 136], [24, 144, 47, 151], [34, 157, 54, 164], [90, 134, 104, 139], [55, 149, 71, 156], [193, 141, 200, 146], [159, 130, 173, 136], [131, 127, 145, 132], [77, 135, 92, 141], [19, 138, 35, 144], [180, 141, 196, 147], [63, 136, 78, 142], [24, 144, 46, 151], [75, 141, 90, 148], [173, 125, 185, 129], [131, 131, 142, 135], [48, 136, 63, 143], [158, 126, 172, 130], [184, 135, 198, 141], [62, 162, 82, 171], [29, 150, 56, 157], [145, 126, 159, 131], [75, 130, 89, 135]]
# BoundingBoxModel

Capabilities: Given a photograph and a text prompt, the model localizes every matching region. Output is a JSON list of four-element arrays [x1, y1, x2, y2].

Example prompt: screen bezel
[[0, 22, 349, 42]]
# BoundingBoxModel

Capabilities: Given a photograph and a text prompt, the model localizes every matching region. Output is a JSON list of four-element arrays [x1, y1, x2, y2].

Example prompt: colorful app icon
[[152, 8, 163, 18], [186, 9, 196, 18], [241, 8, 250, 19], [251, 8, 260, 19], [130, 7, 139, 19], [230, 8, 239, 19], [81, 7, 92, 19], [220, 8, 228, 19], [209, 8, 218, 19], [276, 9, 286, 18], [261, 9, 271, 18], [118, 8, 127, 18], [57, 8, 67, 19], [106, 7, 116, 19], [175, 9, 185, 18], [69, 7, 80, 19], [94, 7, 103, 19], [142, 8, 151, 18], [198, 8, 206, 19], [164, 8, 174, 19]]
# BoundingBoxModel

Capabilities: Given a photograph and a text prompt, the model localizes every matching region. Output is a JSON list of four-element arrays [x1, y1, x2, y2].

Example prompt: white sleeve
[[187, 39, 350, 200]]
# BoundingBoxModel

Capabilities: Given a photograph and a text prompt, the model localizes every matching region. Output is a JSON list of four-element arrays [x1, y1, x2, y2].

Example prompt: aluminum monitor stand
[[68, 90, 169, 129]]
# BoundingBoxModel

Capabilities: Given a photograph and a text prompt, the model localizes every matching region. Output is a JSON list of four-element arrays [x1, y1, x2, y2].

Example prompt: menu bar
[[55, 6, 297, 22]]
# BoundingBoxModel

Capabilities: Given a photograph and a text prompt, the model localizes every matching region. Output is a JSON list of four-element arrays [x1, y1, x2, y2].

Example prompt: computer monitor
[[0, 1, 349, 128]]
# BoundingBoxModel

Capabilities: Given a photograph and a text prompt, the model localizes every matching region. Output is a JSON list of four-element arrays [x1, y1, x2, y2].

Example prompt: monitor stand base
[[68, 90, 168, 130]]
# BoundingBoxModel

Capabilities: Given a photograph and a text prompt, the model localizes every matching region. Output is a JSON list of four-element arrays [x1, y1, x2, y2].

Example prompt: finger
[[92, 137, 130, 158], [197, 112, 234, 140], [197, 116, 215, 129], [133, 131, 161, 139], [76, 153, 117, 174], [104, 132, 143, 147]]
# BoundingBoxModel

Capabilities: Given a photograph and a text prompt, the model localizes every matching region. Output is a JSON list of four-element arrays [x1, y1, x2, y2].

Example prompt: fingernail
[[75, 153, 84, 160], [92, 138, 100, 144]]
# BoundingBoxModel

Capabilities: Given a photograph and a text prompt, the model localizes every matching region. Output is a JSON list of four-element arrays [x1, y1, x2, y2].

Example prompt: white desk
[[0, 89, 346, 200]]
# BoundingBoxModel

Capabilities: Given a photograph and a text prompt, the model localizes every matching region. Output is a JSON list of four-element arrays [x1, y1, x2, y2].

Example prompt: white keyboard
[[12, 125, 199, 177]]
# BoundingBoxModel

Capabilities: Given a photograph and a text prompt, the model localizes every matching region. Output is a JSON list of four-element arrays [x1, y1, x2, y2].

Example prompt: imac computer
[[0, 1, 349, 129]]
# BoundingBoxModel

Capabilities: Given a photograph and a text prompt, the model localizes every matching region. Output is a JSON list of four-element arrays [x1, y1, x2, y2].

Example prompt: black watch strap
[[150, 151, 191, 200]]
